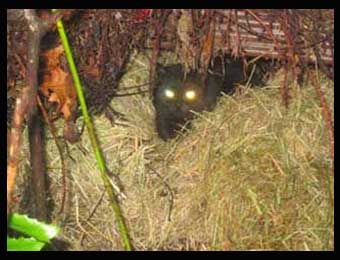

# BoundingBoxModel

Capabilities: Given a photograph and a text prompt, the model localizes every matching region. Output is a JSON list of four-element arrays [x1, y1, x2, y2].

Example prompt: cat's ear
[[156, 63, 167, 77], [209, 56, 224, 77]]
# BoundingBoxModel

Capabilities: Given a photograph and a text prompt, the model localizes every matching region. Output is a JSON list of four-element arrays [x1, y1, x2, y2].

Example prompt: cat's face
[[153, 64, 222, 140], [155, 79, 205, 119]]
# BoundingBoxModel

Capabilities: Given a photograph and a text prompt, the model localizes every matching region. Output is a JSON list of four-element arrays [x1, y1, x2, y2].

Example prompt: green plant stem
[[52, 9, 132, 251]]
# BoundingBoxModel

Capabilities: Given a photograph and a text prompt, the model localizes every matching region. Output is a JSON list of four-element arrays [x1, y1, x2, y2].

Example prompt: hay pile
[[17, 52, 334, 251]]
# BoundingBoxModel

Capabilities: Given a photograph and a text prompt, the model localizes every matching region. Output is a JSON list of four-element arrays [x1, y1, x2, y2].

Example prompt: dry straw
[[16, 52, 334, 250]]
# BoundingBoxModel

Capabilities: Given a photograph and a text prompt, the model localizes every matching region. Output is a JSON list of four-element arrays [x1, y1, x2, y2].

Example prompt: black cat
[[153, 56, 272, 140]]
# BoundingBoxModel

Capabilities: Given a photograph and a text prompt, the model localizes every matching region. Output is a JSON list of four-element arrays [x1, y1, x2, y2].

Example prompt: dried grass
[[16, 52, 334, 251]]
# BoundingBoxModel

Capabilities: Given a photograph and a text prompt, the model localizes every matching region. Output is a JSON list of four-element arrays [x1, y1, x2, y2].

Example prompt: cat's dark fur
[[153, 56, 273, 140]]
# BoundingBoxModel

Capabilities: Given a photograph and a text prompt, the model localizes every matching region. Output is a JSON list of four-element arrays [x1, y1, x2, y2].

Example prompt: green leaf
[[7, 237, 45, 251], [8, 213, 60, 242]]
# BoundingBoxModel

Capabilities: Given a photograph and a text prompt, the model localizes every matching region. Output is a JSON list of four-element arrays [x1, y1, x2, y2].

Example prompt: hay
[[16, 52, 334, 251]]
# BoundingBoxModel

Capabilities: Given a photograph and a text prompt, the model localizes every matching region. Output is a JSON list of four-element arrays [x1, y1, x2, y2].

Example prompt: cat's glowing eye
[[164, 89, 175, 99], [185, 90, 196, 100]]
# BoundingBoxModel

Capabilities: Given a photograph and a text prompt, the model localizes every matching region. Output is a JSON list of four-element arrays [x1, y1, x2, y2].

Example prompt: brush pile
[[7, 9, 334, 124]]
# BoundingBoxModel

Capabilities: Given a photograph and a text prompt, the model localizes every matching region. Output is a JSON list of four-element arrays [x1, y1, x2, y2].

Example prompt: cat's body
[[153, 56, 273, 140]]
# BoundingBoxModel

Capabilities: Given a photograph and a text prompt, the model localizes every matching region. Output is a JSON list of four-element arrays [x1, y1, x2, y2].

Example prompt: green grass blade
[[8, 213, 60, 242], [52, 9, 132, 251], [7, 237, 46, 251]]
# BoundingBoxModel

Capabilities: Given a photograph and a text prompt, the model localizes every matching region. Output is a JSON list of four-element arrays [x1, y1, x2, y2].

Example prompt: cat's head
[[154, 64, 206, 119]]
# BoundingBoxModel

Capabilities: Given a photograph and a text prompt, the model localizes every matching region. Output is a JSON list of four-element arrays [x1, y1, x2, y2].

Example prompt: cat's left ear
[[156, 63, 170, 78]]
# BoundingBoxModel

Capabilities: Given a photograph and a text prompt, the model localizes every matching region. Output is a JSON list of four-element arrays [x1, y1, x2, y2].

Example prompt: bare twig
[[146, 164, 174, 222], [310, 71, 334, 163], [37, 95, 69, 220], [80, 190, 106, 246], [149, 9, 172, 93]]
